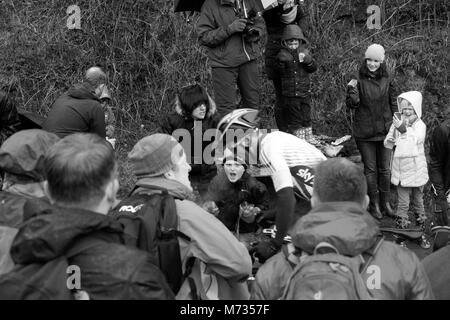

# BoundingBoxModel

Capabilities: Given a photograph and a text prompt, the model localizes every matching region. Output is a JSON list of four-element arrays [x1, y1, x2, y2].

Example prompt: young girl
[[274, 24, 318, 143], [160, 84, 221, 177], [346, 44, 397, 220], [384, 91, 429, 229]]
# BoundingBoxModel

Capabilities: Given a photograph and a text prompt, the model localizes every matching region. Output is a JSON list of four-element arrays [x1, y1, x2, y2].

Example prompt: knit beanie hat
[[365, 44, 385, 61], [128, 133, 185, 177]]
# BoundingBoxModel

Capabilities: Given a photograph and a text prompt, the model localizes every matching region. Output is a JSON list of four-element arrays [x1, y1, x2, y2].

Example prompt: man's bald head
[[84, 67, 107, 88], [312, 158, 368, 206]]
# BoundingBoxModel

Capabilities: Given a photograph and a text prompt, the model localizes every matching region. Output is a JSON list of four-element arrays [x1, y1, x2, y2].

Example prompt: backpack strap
[[360, 236, 384, 274]]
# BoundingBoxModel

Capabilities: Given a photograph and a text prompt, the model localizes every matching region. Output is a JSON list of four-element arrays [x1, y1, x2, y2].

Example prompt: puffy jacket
[[384, 91, 428, 187], [8, 205, 174, 300], [132, 177, 252, 300], [196, 0, 265, 68], [43, 83, 106, 138], [160, 93, 221, 173], [275, 25, 317, 98], [346, 63, 397, 140], [204, 170, 270, 233], [0, 91, 21, 146], [251, 202, 434, 300]]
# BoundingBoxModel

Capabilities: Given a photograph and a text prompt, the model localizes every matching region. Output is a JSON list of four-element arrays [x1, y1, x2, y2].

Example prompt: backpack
[[281, 238, 383, 300], [108, 184, 195, 296]]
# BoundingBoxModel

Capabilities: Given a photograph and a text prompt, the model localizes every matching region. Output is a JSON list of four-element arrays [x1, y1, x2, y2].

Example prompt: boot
[[380, 191, 395, 217], [368, 191, 383, 220]]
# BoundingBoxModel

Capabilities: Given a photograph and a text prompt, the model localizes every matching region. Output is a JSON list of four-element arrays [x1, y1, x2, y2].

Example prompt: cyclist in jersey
[[215, 109, 326, 262]]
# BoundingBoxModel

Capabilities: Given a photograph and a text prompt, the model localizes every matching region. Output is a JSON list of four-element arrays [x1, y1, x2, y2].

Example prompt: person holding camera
[[196, 0, 265, 117]]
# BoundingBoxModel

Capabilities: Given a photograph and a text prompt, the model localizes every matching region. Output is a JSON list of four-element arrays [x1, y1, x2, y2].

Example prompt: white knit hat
[[365, 44, 385, 61]]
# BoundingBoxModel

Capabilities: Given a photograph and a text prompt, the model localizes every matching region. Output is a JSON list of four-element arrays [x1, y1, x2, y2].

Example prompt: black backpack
[[108, 185, 195, 296]]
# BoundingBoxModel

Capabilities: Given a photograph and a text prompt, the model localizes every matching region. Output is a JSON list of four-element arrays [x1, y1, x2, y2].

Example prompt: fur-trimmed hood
[[359, 60, 389, 79], [174, 92, 217, 119]]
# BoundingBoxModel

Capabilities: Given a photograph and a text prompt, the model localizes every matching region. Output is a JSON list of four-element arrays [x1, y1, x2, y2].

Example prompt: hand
[[393, 116, 403, 128], [348, 79, 358, 87], [228, 18, 247, 34], [203, 201, 220, 216], [253, 238, 281, 263]]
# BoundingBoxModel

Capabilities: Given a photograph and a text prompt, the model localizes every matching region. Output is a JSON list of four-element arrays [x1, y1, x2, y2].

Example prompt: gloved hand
[[228, 18, 247, 34], [253, 238, 282, 263], [299, 52, 312, 64], [393, 116, 406, 133]]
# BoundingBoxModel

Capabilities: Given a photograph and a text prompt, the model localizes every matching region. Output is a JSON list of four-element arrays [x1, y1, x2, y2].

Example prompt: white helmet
[[215, 108, 259, 144]]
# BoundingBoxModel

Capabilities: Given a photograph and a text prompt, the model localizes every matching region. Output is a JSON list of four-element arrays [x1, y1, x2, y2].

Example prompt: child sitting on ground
[[384, 91, 429, 230], [202, 155, 272, 239], [274, 24, 318, 144]]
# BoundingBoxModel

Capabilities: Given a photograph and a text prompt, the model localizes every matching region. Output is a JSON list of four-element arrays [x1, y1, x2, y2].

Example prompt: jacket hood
[[67, 83, 100, 101], [10, 206, 124, 264], [174, 92, 217, 118], [397, 91, 423, 118], [281, 24, 307, 43], [291, 202, 380, 256], [134, 176, 193, 200]]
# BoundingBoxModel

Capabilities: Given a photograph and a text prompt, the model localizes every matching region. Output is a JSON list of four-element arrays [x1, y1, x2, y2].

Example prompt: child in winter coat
[[384, 91, 429, 229], [160, 84, 221, 177], [203, 156, 271, 238], [274, 24, 318, 143]]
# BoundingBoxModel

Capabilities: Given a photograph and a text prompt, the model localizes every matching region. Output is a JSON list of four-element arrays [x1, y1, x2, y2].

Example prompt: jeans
[[212, 60, 260, 117], [397, 186, 425, 218], [356, 140, 392, 196]]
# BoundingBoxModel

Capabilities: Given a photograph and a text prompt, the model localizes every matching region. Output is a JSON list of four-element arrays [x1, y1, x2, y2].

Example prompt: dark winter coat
[[160, 94, 221, 174], [0, 91, 21, 146], [43, 83, 106, 138], [196, 0, 265, 68], [9, 205, 174, 300], [252, 202, 434, 300], [346, 62, 397, 140], [429, 119, 450, 195], [204, 170, 270, 233]]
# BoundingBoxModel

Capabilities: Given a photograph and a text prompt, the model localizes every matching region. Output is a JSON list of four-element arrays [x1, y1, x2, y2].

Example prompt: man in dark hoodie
[[43, 67, 108, 138], [3, 133, 174, 299], [251, 158, 433, 300]]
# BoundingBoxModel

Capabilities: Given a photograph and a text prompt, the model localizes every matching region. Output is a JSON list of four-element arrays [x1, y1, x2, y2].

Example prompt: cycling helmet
[[216, 108, 260, 144]]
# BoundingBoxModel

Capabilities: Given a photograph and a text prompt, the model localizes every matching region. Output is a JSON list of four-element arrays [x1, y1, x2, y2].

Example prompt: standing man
[[196, 0, 265, 117], [429, 107, 450, 251], [43, 66, 109, 138]]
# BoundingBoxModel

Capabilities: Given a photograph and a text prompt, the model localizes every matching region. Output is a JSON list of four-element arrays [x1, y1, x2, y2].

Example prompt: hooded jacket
[[251, 202, 434, 300], [346, 62, 397, 140], [275, 25, 317, 98], [204, 170, 270, 233], [196, 0, 265, 68], [132, 177, 252, 300], [160, 93, 221, 173], [43, 83, 106, 138], [429, 118, 450, 197], [6, 205, 174, 300], [384, 91, 428, 187]]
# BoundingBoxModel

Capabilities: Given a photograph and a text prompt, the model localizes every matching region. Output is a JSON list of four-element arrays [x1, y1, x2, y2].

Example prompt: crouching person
[[0, 133, 174, 299], [203, 155, 272, 244], [251, 158, 434, 300], [126, 133, 252, 300]]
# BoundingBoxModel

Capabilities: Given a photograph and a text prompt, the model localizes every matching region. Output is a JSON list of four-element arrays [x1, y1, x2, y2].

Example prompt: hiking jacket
[[132, 177, 252, 300], [196, 0, 265, 68], [422, 245, 450, 300], [384, 91, 428, 187], [204, 170, 270, 233], [275, 26, 316, 98], [263, 3, 309, 61], [346, 63, 396, 140], [160, 93, 221, 172], [429, 118, 450, 195], [9, 205, 174, 300], [43, 83, 106, 138], [251, 202, 434, 300], [0, 91, 21, 146]]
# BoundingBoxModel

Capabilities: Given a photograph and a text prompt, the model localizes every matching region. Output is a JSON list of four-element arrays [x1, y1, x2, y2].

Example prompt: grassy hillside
[[1, 0, 449, 195]]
